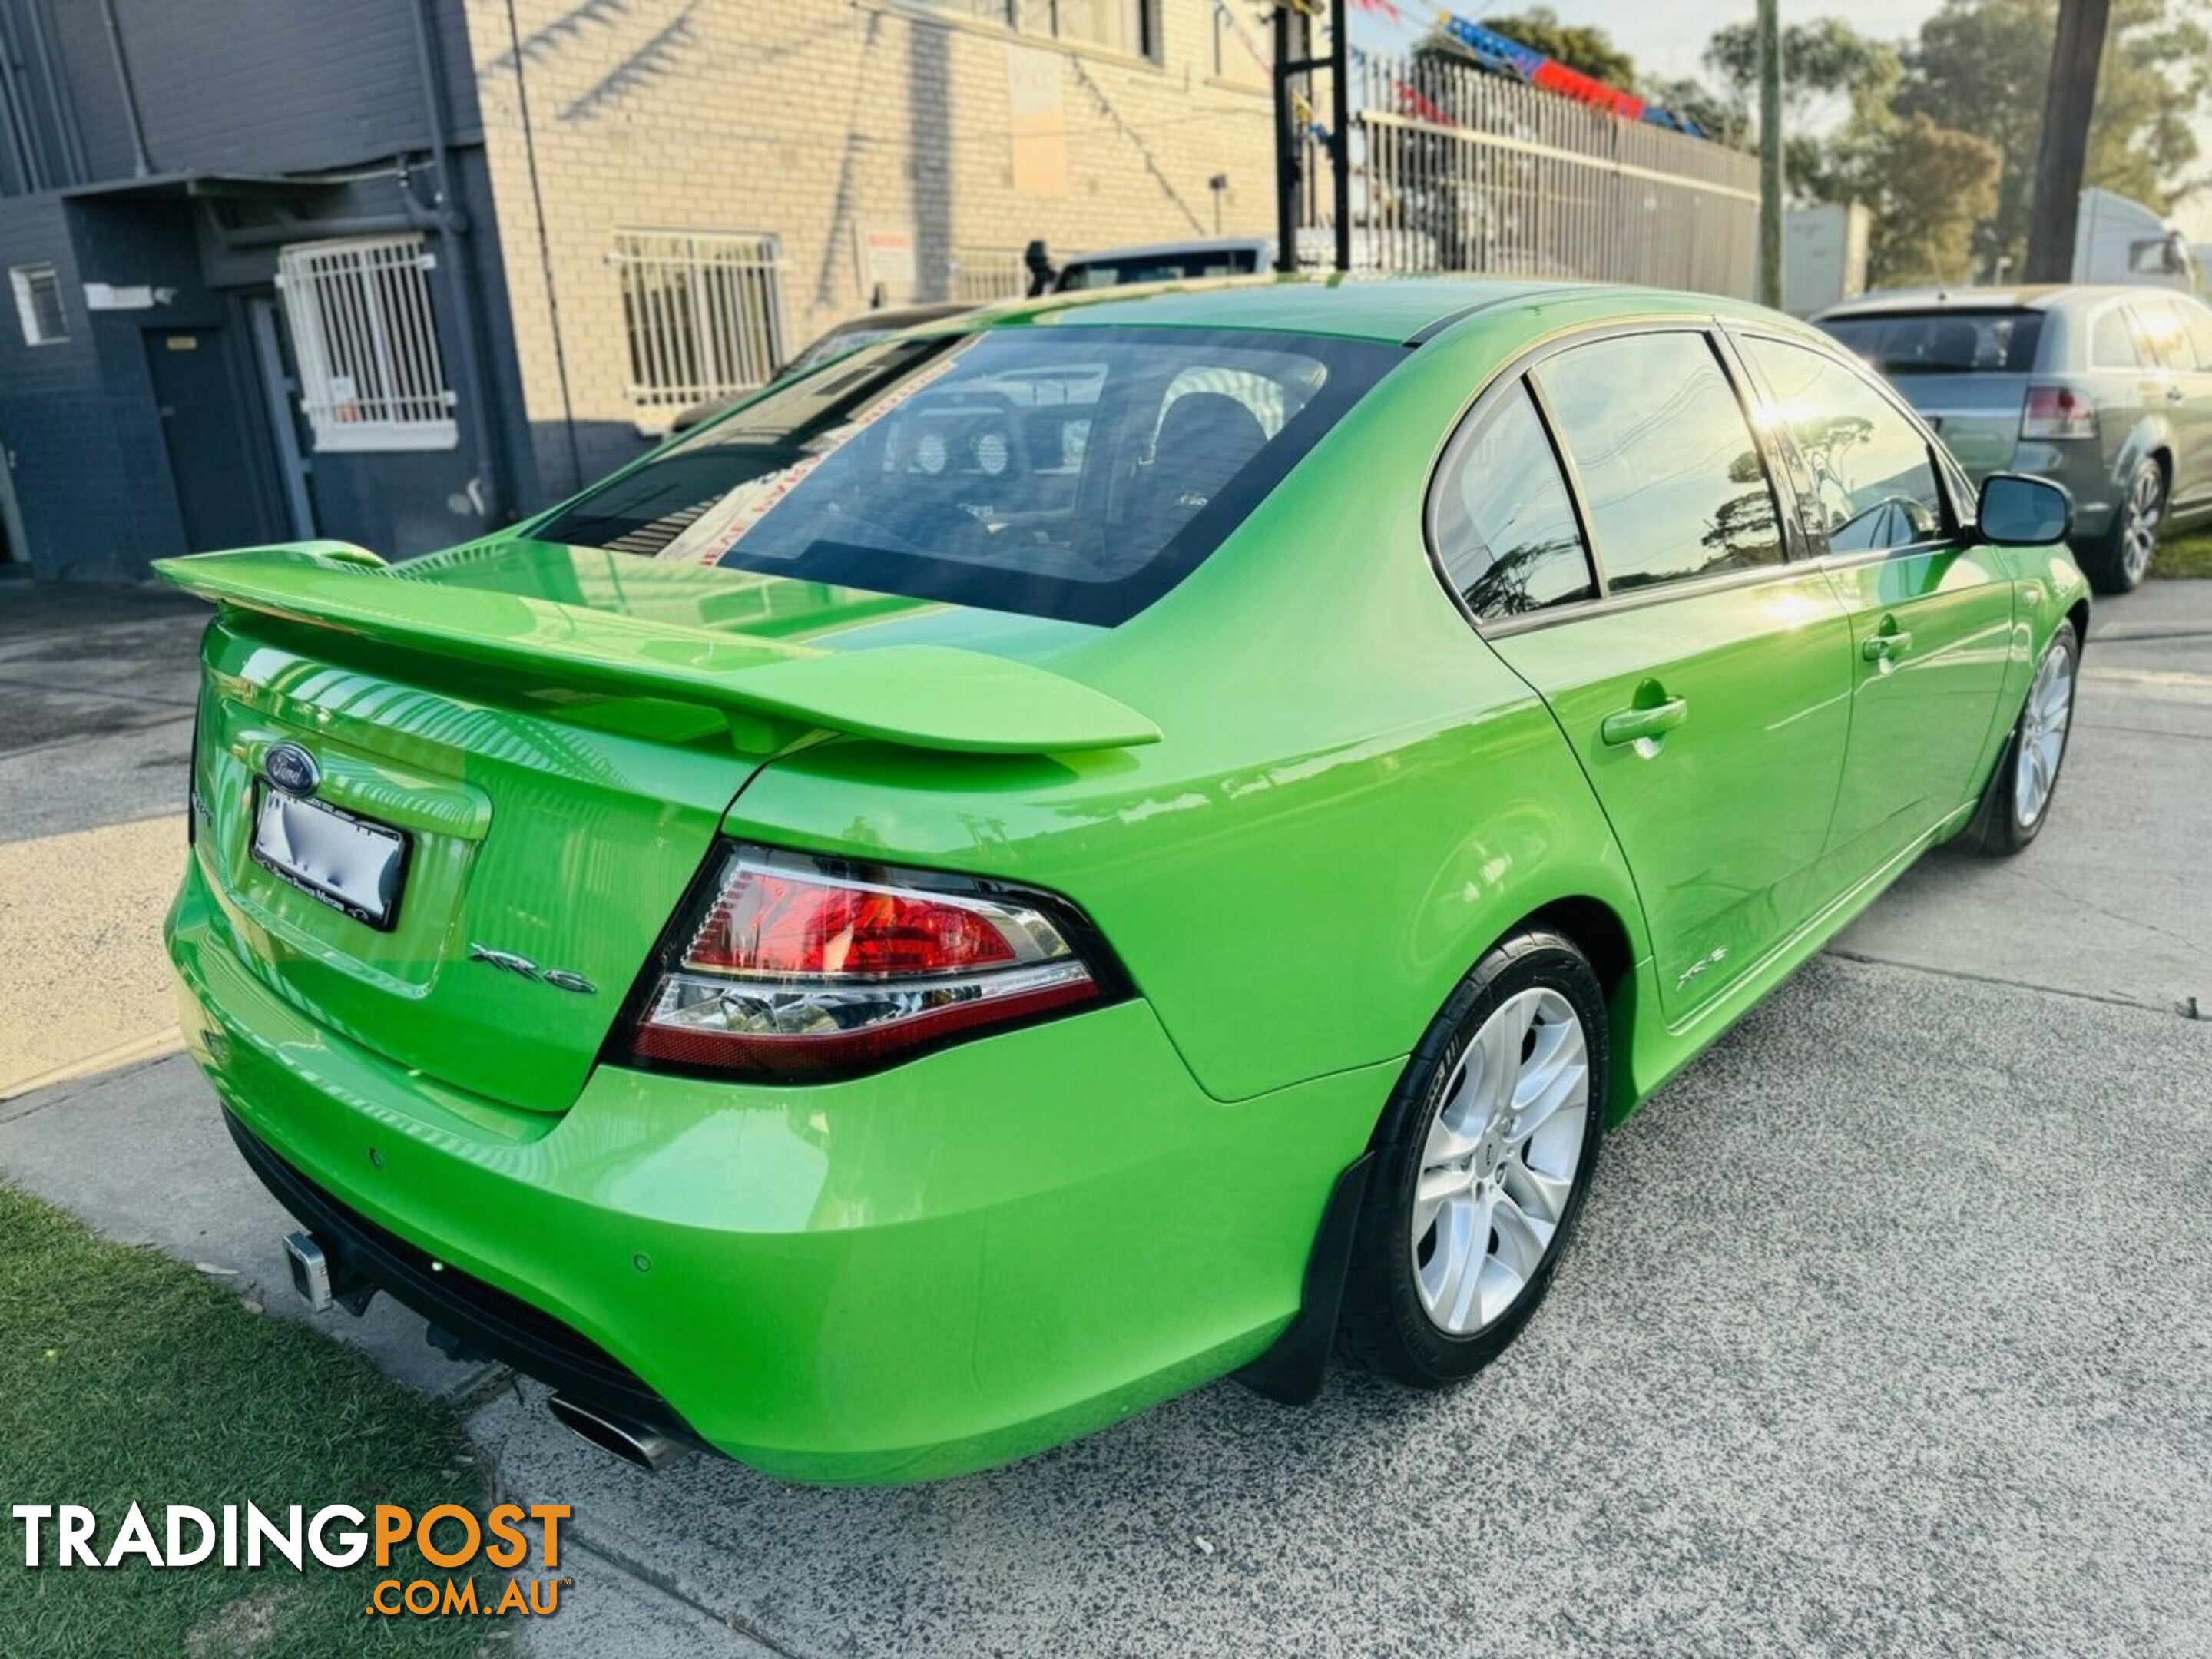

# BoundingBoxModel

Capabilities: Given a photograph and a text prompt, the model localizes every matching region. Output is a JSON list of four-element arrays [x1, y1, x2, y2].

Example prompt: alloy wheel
[[2014, 639, 2075, 829], [2119, 463, 2164, 585], [1411, 987, 1591, 1335]]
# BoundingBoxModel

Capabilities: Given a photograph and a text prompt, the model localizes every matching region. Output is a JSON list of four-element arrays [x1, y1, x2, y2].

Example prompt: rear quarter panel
[[727, 303, 1659, 1105]]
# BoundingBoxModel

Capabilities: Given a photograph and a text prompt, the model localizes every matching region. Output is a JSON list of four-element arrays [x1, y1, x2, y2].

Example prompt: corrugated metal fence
[[1308, 50, 1758, 297]]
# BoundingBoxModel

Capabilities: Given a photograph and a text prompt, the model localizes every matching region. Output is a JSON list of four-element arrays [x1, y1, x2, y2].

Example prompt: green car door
[[1735, 332, 2017, 886], [1438, 326, 1854, 1025]]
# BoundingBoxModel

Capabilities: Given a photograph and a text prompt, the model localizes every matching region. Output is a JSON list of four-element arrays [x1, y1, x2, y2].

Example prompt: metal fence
[[952, 248, 1031, 304], [276, 234, 457, 452], [611, 230, 786, 412], [1312, 50, 1758, 297]]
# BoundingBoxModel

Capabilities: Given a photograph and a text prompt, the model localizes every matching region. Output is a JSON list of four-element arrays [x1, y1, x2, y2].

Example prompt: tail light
[[2022, 385, 2096, 440], [613, 843, 1121, 1081]]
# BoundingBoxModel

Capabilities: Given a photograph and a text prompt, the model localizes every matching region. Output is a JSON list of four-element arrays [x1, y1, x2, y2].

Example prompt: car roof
[[1061, 236, 1272, 264], [824, 300, 972, 336], [957, 274, 1784, 346], [1813, 283, 2159, 320]]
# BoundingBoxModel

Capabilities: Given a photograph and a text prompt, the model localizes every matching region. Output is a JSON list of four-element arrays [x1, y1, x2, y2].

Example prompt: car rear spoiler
[[153, 543, 1161, 756]]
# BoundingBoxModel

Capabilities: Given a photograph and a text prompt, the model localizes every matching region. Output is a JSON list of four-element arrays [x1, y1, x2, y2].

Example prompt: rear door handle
[[1862, 629, 1913, 661], [1600, 697, 1688, 746], [2169, 385, 2187, 403]]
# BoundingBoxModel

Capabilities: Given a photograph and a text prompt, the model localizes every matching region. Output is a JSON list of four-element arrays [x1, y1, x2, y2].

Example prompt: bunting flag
[[1352, 44, 1453, 127], [1429, 10, 1706, 137]]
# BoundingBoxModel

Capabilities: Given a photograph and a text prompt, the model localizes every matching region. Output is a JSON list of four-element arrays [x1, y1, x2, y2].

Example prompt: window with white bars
[[10, 263, 67, 345], [952, 247, 1031, 303], [276, 236, 457, 452], [613, 230, 787, 412]]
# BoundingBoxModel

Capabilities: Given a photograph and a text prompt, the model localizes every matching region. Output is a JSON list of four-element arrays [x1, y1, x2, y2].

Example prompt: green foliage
[[2154, 528, 2212, 579], [1863, 114, 2007, 285], [1474, 7, 1637, 87], [1705, 15, 1905, 131], [1899, 0, 2212, 276], [0, 1184, 498, 1659], [1671, 0, 2210, 286], [1640, 76, 1745, 147]]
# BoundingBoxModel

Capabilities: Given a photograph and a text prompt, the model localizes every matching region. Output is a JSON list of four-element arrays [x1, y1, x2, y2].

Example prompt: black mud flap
[[1232, 1152, 1373, 1406]]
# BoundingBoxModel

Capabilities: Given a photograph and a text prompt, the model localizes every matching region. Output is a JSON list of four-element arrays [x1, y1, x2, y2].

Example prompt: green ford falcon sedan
[[160, 278, 2089, 1484]]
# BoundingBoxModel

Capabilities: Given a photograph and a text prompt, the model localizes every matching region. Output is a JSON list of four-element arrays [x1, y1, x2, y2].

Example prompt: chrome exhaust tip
[[547, 1394, 687, 1472], [283, 1230, 335, 1313]]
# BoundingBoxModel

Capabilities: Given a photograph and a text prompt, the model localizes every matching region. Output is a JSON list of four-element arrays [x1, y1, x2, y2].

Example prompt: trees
[[1473, 8, 1637, 88], [1899, 0, 2211, 276], [1675, 0, 2209, 285], [1700, 18, 1902, 200], [1862, 115, 2005, 285]]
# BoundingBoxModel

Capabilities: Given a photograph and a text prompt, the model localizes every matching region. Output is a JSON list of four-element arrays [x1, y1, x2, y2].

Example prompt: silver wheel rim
[[2014, 640, 2074, 829], [1412, 987, 1591, 1336], [2120, 465, 2162, 583]]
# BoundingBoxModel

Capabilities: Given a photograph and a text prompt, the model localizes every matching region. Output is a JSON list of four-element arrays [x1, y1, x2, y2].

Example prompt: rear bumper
[[2005, 442, 2119, 537], [167, 863, 1387, 1483], [226, 1109, 707, 1450]]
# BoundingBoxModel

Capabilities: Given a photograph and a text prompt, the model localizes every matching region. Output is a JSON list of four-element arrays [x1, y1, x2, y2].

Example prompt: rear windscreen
[[1819, 310, 2044, 376], [532, 326, 1399, 626], [1056, 251, 1264, 290]]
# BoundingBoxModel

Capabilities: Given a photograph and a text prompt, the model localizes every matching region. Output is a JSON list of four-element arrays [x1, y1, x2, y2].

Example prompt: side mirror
[[1976, 472, 2072, 546]]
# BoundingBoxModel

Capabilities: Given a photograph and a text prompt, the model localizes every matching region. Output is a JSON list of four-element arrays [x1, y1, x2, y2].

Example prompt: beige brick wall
[[461, 0, 1277, 476]]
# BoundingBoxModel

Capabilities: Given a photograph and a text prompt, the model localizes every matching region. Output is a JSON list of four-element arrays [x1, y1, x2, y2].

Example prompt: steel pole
[[1330, 0, 1351, 273], [1273, 5, 1300, 273]]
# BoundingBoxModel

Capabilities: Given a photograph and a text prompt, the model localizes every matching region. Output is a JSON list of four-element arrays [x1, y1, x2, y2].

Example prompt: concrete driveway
[[3, 575, 2208, 1657]]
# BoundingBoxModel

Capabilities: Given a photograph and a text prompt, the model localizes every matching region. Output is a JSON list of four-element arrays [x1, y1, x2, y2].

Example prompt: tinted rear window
[[1820, 310, 2044, 375], [1056, 250, 1265, 290], [533, 326, 1396, 626]]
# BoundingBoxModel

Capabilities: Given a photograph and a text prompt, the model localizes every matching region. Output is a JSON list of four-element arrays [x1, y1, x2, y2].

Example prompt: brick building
[[0, 0, 1277, 581]]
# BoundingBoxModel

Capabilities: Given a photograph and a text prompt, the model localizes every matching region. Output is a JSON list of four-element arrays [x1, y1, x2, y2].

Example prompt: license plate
[[250, 786, 409, 931]]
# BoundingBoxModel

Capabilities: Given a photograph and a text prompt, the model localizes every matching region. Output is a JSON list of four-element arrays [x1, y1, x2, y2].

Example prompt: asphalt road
[[2, 575, 2209, 1657]]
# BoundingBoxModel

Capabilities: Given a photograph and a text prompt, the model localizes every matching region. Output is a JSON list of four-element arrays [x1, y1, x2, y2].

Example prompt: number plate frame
[[248, 783, 411, 932]]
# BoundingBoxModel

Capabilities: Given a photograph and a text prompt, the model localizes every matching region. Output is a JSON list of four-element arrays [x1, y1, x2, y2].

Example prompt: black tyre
[[1957, 620, 2079, 856], [1339, 929, 1608, 1388], [2077, 458, 2164, 594]]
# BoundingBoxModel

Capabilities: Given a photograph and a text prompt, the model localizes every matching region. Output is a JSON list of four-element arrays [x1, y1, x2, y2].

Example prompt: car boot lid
[[154, 542, 1161, 756]]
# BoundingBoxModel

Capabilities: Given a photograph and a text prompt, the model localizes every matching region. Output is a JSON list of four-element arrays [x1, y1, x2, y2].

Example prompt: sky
[[1351, 1, 2212, 240]]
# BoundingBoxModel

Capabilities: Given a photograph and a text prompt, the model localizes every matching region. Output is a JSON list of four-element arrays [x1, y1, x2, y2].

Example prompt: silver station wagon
[[1816, 285, 2212, 593]]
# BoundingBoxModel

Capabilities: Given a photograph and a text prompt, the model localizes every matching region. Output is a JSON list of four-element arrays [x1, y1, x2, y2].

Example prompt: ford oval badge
[[264, 742, 322, 798]]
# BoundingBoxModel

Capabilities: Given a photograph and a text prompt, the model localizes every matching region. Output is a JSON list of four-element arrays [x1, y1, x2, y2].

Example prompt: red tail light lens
[[684, 866, 1018, 977], [617, 845, 1115, 1081], [2022, 385, 2097, 440]]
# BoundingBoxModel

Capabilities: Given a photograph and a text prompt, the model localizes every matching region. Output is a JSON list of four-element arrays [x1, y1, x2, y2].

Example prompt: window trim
[[1422, 318, 1802, 641], [1724, 323, 1967, 568], [9, 262, 68, 346], [1422, 377, 1598, 628]]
